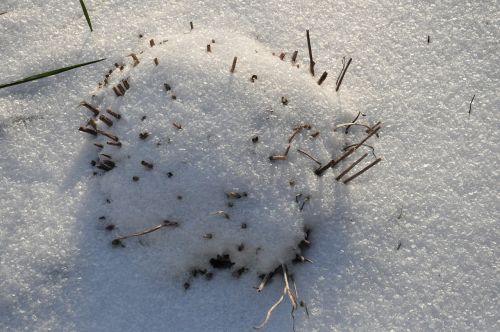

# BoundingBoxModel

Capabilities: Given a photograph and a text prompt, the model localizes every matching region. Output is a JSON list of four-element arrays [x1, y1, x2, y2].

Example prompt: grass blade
[[0, 58, 106, 90], [79, 0, 93, 32]]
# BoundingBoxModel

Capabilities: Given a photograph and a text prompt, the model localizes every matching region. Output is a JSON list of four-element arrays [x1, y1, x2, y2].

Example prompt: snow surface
[[82, 29, 361, 276], [0, 0, 499, 331]]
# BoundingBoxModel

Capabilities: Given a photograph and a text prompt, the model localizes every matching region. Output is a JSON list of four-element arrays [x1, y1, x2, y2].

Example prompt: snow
[[0, 0, 499, 331]]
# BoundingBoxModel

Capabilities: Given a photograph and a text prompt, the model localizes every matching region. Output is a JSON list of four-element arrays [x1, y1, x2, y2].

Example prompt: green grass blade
[[0, 58, 106, 90], [79, 0, 93, 32]]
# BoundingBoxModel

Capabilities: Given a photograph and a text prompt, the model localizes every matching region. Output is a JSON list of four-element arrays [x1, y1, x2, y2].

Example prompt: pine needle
[[0, 58, 105, 90], [79, 0, 93, 32]]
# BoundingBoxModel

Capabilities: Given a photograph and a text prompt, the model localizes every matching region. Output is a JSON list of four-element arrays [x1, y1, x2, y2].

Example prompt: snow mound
[[79, 29, 356, 277]]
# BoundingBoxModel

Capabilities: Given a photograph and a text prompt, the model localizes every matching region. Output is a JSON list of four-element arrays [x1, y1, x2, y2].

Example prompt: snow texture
[[82, 29, 359, 276], [0, 0, 499, 331]]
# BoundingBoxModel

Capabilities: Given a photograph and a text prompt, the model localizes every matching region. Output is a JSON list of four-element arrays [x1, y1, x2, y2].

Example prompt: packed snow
[[0, 0, 498, 331], [80, 29, 367, 276]]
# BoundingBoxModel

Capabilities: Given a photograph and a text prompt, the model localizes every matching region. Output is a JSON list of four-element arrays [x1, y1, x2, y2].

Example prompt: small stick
[[230, 56, 237, 73], [79, 101, 99, 116], [207, 44, 211, 52], [345, 111, 361, 134], [94, 143, 103, 148], [427, 35, 431, 44], [335, 153, 368, 181], [112, 86, 123, 97], [255, 273, 272, 292], [172, 122, 182, 130], [469, 94, 475, 117], [343, 158, 382, 184], [113, 220, 178, 244], [150, 39, 155, 47], [335, 57, 352, 92], [366, 121, 381, 134], [190, 21, 194, 30], [269, 155, 287, 161], [284, 144, 291, 156], [106, 141, 121, 147], [334, 122, 371, 131], [343, 143, 377, 158], [97, 129, 119, 141], [291, 50, 298, 63], [106, 109, 121, 119], [288, 128, 302, 143], [79, 127, 97, 136], [117, 83, 126, 95], [314, 148, 354, 176], [154, 58, 159, 66], [315, 126, 380, 176], [306, 30, 315, 76], [317, 71, 328, 85], [99, 115, 113, 127], [297, 149, 321, 165], [128, 53, 140, 66]]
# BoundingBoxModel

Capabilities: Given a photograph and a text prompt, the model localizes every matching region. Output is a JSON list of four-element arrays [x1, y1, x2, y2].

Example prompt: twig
[[254, 289, 285, 329], [79, 101, 100, 116], [230, 56, 238, 73], [190, 21, 194, 30], [99, 115, 113, 127], [469, 94, 475, 117], [255, 273, 272, 292], [343, 158, 382, 184], [291, 50, 298, 63], [297, 149, 321, 165], [343, 143, 377, 158], [306, 30, 315, 76], [97, 129, 119, 141], [128, 53, 140, 66], [315, 126, 380, 176], [345, 111, 362, 134], [335, 57, 352, 92], [79, 127, 97, 136], [335, 153, 368, 181], [317, 71, 328, 85], [254, 265, 297, 330], [106, 109, 121, 119], [334, 122, 371, 131], [112, 220, 178, 244]]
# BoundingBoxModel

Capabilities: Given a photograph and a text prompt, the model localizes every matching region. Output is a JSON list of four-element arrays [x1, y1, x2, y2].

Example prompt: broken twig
[[335, 57, 352, 92], [343, 158, 382, 184]]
